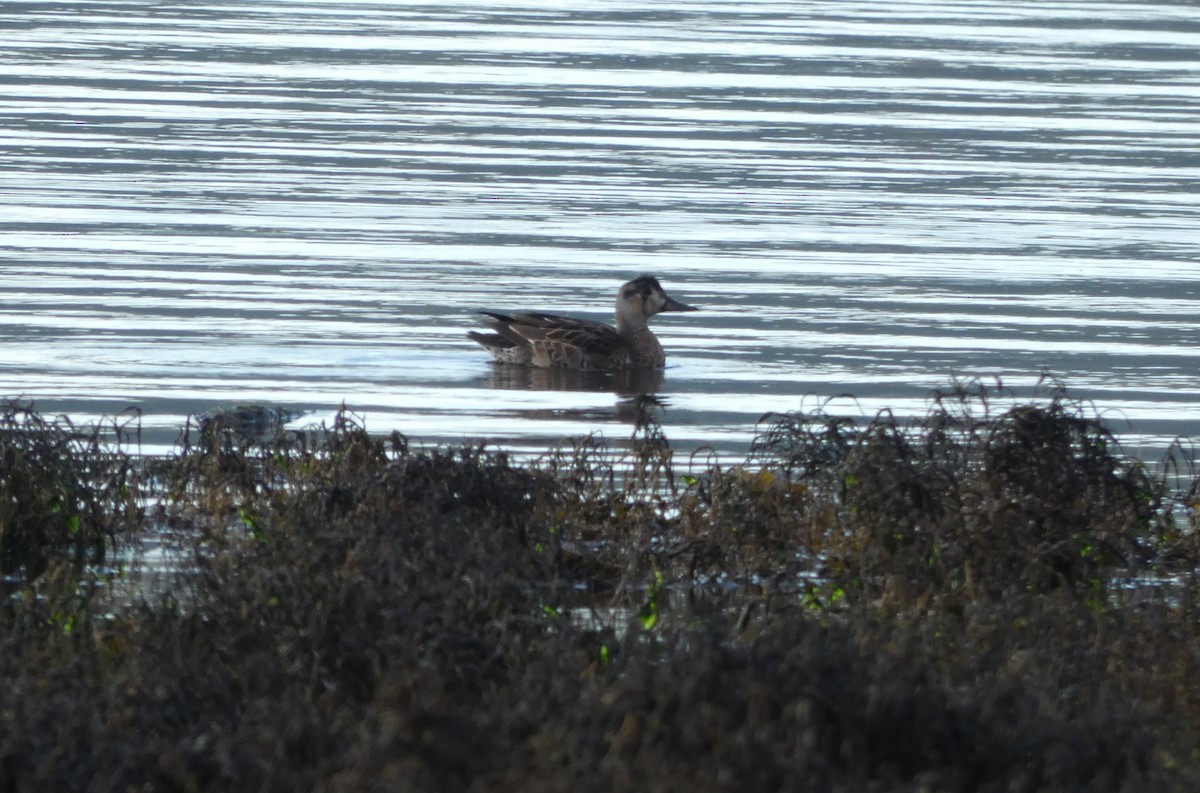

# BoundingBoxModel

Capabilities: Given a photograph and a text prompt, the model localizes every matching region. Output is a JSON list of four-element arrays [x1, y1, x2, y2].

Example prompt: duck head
[[616, 275, 698, 330]]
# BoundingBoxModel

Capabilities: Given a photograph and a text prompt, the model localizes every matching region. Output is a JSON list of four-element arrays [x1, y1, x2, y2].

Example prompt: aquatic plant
[[1, 384, 1199, 792], [730, 378, 1164, 602], [0, 400, 142, 582]]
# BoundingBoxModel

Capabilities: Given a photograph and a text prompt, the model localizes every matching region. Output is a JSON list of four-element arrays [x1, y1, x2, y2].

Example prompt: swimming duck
[[468, 275, 698, 369]]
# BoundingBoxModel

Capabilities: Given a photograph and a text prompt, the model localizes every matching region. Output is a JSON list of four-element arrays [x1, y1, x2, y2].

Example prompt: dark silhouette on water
[[469, 275, 698, 369]]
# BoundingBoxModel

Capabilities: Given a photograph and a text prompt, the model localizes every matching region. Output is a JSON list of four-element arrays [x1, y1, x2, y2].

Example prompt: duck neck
[[615, 306, 649, 336]]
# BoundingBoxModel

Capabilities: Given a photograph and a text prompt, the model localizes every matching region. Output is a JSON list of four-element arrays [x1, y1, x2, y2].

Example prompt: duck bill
[[661, 295, 699, 312]]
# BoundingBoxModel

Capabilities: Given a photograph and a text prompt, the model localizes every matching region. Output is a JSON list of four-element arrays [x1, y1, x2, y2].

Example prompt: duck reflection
[[482, 364, 664, 396], [478, 363, 669, 428]]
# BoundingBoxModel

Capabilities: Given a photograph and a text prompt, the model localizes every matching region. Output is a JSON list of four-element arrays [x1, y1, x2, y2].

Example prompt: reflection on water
[[1, 1, 1199, 456], [476, 362, 673, 435], [480, 363, 665, 397]]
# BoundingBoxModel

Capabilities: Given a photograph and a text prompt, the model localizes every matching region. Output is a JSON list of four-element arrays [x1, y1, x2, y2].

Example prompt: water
[[2, 0, 1199, 458]]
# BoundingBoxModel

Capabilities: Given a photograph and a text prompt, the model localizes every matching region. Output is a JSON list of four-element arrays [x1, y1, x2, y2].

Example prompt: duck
[[468, 275, 698, 369]]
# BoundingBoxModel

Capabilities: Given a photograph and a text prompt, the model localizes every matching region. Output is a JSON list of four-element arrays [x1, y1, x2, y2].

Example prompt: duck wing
[[478, 311, 623, 366]]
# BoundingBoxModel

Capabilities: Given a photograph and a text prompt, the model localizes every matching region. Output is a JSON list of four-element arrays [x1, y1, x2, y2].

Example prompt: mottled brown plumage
[[468, 275, 698, 369]]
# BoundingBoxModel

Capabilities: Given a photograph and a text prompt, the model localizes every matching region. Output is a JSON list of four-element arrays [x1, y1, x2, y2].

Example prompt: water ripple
[[2, 0, 1198, 455]]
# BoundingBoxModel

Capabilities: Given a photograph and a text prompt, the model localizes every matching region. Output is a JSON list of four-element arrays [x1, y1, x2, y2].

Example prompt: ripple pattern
[[2, 1, 1199, 453]]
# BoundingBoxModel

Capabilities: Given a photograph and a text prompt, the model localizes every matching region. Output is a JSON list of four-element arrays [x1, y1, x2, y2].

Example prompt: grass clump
[[723, 379, 1163, 602], [2, 381, 1200, 792], [0, 400, 142, 582]]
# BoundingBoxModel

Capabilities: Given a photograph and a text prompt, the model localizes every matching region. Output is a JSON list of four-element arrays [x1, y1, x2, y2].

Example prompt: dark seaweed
[[1, 382, 1199, 792]]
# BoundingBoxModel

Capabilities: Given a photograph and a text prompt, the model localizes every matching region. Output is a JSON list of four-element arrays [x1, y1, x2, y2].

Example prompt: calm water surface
[[2, 0, 1199, 458]]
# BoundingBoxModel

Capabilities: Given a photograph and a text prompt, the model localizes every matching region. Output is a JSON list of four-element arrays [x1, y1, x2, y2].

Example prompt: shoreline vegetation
[[2, 380, 1200, 791]]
